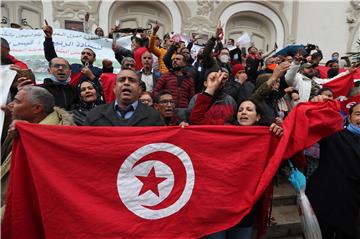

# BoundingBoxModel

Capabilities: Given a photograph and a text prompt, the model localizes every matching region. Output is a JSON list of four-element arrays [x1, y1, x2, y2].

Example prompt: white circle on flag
[[117, 143, 195, 220]]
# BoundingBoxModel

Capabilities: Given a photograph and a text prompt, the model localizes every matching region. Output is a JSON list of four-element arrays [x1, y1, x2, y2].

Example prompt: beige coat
[[1, 107, 75, 220]]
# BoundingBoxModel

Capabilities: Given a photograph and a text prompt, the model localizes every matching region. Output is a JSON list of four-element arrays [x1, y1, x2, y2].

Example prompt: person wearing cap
[[223, 63, 254, 104], [284, 54, 354, 102]]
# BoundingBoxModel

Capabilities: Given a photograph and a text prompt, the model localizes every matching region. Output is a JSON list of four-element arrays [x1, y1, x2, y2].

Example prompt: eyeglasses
[[158, 100, 175, 105], [51, 64, 70, 70], [123, 63, 135, 68]]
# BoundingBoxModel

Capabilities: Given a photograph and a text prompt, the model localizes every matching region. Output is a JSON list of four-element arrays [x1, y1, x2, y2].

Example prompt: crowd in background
[[1, 14, 360, 239]]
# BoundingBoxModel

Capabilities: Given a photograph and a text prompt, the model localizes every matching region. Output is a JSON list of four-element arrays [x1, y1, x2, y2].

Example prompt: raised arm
[[42, 20, 57, 62], [148, 21, 162, 57], [285, 53, 302, 86], [163, 44, 177, 71]]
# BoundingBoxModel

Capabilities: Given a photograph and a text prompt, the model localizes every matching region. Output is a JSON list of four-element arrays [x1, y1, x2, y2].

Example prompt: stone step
[[272, 181, 297, 206], [261, 205, 302, 239]]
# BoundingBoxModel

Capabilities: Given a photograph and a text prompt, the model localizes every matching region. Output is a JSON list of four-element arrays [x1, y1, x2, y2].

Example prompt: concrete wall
[[296, 1, 350, 61]]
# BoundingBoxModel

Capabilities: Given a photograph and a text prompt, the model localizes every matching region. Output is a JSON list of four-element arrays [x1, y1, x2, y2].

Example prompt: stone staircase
[[261, 176, 303, 239]]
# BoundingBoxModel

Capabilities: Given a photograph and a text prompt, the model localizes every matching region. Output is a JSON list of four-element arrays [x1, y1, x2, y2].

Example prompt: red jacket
[[153, 71, 195, 108], [189, 92, 236, 125]]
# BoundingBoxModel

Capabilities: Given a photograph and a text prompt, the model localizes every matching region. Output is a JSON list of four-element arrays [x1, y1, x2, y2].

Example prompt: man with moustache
[[42, 21, 103, 97], [139, 51, 160, 92], [83, 69, 163, 126]]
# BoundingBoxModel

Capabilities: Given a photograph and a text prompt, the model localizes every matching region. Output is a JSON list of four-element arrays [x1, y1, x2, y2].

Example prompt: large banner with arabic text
[[0, 28, 121, 82]]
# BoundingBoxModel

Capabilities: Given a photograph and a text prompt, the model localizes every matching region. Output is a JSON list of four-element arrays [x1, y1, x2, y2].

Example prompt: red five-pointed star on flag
[[136, 167, 168, 197]]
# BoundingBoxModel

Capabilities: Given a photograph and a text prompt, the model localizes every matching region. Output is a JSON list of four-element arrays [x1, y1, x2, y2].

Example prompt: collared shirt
[[114, 100, 139, 119], [140, 68, 154, 92]]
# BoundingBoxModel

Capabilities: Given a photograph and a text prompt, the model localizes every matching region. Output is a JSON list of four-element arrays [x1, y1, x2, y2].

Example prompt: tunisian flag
[[323, 72, 354, 98], [340, 94, 360, 115], [2, 101, 342, 239]]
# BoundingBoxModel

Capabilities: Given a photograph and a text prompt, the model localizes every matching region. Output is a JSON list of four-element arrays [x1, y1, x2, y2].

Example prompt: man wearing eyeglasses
[[84, 69, 164, 126], [154, 90, 178, 126], [40, 57, 78, 110], [42, 22, 103, 97]]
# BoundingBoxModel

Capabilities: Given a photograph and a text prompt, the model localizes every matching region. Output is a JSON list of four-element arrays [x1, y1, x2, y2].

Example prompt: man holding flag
[[2, 96, 344, 238], [285, 54, 358, 101]]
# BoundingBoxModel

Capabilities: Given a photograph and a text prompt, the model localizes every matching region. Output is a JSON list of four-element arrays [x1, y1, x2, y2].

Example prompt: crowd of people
[[1, 17, 360, 239]]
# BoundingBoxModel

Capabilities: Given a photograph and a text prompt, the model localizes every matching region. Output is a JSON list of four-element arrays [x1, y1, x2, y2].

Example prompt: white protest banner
[[0, 65, 17, 139], [0, 28, 121, 82]]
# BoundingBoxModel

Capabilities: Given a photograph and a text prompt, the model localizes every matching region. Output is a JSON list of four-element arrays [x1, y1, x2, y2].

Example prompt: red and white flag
[[323, 72, 354, 98], [340, 94, 360, 115], [2, 101, 342, 239]]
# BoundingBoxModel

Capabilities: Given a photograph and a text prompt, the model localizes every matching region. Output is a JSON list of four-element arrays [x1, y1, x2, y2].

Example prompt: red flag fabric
[[323, 72, 354, 98], [7, 54, 28, 70], [69, 72, 82, 87], [317, 65, 330, 79], [340, 94, 360, 115], [2, 101, 343, 239], [99, 73, 116, 103], [318, 65, 360, 80]]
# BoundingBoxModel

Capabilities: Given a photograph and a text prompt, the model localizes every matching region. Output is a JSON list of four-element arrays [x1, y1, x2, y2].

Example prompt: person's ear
[[32, 104, 43, 115], [256, 115, 261, 122]]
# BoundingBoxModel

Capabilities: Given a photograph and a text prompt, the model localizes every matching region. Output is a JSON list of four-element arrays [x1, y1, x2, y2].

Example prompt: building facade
[[1, 0, 359, 60]]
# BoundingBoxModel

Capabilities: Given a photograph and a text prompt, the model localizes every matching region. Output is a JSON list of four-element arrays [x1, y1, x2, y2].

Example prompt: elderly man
[[83, 69, 164, 126], [42, 22, 103, 97], [1, 86, 75, 218], [139, 51, 160, 92], [41, 57, 78, 110]]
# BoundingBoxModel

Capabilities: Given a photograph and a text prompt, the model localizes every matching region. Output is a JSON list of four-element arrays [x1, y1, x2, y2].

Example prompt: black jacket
[[43, 38, 104, 98], [41, 78, 78, 110], [306, 129, 360, 236], [83, 101, 164, 126]]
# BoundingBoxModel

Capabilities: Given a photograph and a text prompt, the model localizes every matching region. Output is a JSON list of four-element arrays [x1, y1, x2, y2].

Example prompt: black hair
[[237, 98, 271, 126], [154, 90, 173, 104], [139, 80, 146, 92], [349, 102, 360, 116], [227, 38, 235, 44], [327, 68, 339, 78], [131, 36, 143, 47], [77, 79, 104, 105], [317, 87, 334, 96]]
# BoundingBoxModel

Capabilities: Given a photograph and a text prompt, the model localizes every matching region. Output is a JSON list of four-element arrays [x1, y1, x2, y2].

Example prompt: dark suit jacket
[[306, 129, 360, 236], [83, 101, 164, 126]]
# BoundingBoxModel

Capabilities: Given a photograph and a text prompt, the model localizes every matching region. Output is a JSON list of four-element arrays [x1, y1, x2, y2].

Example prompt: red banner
[[2, 101, 342, 239]]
